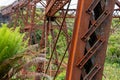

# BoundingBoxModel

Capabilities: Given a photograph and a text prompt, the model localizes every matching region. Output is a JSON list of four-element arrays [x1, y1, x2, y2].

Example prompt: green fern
[[0, 24, 28, 64]]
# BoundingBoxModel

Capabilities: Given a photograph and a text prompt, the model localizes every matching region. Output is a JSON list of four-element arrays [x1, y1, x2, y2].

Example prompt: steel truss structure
[[0, 0, 118, 80]]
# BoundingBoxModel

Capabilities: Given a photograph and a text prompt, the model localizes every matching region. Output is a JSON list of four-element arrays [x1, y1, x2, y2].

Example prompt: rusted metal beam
[[93, 1, 115, 80], [115, 0, 120, 7], [45, 0, 69, 16], [66, 0, 115, 80], [1, 5, 13, 15], [66, 0, 93, 80], [0, 0, 116, 80]]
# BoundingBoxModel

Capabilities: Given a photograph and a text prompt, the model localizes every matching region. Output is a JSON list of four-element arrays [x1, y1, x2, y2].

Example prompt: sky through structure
[[0, 0, 118, 10], [0, 0, 16, 6], [0, 0, 78, 8]]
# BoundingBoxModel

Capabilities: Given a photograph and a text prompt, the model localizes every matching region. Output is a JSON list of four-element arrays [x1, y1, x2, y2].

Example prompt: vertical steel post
[[66, 0, 115, 80], [66, 0, 93, 80]]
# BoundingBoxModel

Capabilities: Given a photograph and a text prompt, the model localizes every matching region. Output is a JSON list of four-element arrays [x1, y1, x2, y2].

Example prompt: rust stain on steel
[[0, 0, 117, 80], [66, 0, 92, 80], [45, 0, 69, 16], [66, 0, 115, 80]]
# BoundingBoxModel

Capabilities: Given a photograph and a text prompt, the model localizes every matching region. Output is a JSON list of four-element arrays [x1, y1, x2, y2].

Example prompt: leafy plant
[[0, 24, 28, 78], [103, 62, 120, 80], [107, 19, 120, 64], [56, 71, 66, 80], [0, 24, 27, 64]]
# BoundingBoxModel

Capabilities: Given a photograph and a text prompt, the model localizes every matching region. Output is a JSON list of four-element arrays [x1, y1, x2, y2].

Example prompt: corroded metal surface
[[0, 0, 116, 80]]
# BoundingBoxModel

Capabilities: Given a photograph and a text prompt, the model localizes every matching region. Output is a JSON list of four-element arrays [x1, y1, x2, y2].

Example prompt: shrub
[[0, 24, 27, 64], [107, 31, 120, 64], [103, 62, 120, 80], [107, 19, 120, 64], [56, 71, 66, 80]]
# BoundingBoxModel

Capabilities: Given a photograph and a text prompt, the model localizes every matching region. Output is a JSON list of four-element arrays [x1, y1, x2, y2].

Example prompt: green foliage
[[107, 19, 120, 64], [103, 19, 120, 79], [103, 62, 120, 80], [56, 71, 66, 80], [0, 24, 27, 64], [35, 29, 42, 43]]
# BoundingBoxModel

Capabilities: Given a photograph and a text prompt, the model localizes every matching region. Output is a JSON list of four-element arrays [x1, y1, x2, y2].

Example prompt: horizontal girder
[[45, 0, 69, 16]]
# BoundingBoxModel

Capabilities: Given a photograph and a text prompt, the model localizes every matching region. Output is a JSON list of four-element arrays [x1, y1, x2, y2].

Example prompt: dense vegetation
[[103, 19, 120, 80], [106, 19, 120, 64], [0, 24, 28, 79], [0, 24, 27, 63], [0, 24, 50, 80]]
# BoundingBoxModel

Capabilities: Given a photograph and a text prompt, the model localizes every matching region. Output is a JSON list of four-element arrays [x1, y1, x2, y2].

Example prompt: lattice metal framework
[[0, 0, 116, 80]]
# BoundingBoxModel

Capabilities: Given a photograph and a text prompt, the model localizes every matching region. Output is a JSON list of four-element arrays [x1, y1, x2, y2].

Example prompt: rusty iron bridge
[[0, 0, 120, 80]]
